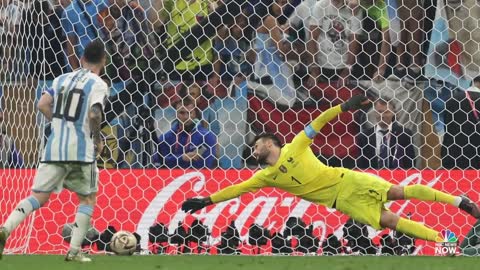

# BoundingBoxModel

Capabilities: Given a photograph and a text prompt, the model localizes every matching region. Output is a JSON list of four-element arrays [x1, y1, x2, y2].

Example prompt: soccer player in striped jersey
[[182, 95, 480, 244], [0, 40, 108, 262]]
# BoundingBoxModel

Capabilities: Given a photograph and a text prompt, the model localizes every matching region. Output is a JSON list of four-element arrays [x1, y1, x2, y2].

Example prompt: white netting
[[1, 0, 480, 256]]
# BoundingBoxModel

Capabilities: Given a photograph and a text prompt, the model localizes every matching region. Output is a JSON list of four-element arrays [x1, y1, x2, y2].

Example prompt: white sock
[[3, 196, 41, 235], [69, 204, 93, 254], [454, 196, 463, 207]]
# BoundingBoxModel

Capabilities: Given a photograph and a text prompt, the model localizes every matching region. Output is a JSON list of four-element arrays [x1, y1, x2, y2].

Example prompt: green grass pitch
[[0, 255, 475, 270]]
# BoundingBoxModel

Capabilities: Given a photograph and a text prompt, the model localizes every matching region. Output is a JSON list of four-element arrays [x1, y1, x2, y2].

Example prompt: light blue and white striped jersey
[[42, 69, 108, 163]]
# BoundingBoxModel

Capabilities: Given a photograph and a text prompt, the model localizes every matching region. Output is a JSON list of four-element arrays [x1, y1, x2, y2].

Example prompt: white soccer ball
[[110, 231, 137, 256]]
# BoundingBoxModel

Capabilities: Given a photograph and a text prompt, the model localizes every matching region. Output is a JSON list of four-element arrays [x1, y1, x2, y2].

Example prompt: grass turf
[[0, 255, 474, 270]]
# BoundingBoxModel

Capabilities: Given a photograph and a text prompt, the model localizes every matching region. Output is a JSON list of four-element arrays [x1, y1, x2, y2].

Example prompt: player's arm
[[37, 89, 54, 121], [89, 103, 104, 156], [181, 172, 267, 213], [291, 95, 371, 148], [89, 83, 108, 156]]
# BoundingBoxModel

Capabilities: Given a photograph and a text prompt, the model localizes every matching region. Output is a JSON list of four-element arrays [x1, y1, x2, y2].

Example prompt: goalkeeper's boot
[[459, 195, 480, 219], [65, 251, 92, 263], [0, 227, 7, 260]]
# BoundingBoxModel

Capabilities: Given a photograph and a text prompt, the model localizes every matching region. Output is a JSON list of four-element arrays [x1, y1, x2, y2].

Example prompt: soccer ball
[[110, 231, 137, 255]]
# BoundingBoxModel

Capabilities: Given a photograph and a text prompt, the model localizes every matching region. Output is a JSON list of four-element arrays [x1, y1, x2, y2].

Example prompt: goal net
[[1, 0, 480, 256]]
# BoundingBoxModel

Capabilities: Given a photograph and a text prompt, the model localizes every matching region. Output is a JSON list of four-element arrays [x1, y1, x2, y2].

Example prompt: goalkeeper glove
[[341, 95, 371, 112], [181, 197, 212, 214]]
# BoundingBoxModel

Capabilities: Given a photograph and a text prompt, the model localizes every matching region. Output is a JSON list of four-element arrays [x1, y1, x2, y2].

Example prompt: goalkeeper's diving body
[[182, 95, 480, 243]]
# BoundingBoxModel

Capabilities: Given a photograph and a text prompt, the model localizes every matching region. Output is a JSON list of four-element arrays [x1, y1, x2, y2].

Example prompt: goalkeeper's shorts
[[335, 170, 393, 230]]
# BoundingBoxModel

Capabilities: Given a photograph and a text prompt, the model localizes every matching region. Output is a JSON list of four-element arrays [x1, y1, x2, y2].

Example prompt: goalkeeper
[[182, 95, 480, 243]]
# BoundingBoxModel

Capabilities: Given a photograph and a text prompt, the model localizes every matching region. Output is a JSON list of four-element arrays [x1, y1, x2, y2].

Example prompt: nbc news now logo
[[434, 229, 458, 256]]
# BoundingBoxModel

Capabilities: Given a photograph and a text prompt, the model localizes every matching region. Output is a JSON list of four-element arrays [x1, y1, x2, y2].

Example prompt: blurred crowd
[[0, 0, 480, 170]]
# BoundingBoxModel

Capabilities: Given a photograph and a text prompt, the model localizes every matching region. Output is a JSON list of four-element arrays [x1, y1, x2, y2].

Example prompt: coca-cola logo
[[137, 171, 443, 250], [0, 169, 474, 255]]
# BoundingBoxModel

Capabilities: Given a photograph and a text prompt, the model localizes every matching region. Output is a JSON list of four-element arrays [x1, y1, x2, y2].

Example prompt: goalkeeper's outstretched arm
[[182, 174, 267, 214], [292, 95, 371, 148]]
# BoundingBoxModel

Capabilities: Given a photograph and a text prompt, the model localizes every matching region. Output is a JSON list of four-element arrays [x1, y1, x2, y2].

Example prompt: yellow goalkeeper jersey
[[210, 105, 349, 208]]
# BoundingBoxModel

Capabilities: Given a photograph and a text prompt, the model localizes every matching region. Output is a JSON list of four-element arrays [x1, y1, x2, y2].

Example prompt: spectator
[[286, 0, 317, 41], [389, 0, 425, 81], [284, 0, 317, 83], [0, 0, 25, 80], [159, 0, 215, 83], [441, 77, 480, 169], [307, 0, 362, 86], [28, 0, 68, 93], [354, 0, 391, 81], [172, 77, 249, 170], [26, 0, 68, 134], [0, 0, 7, 67], [154, 97, 217, 169], [179, 82, 220, 136], [213, 14, 252, 88], [153, 82, 179, 138], [136, 0, 165, 31], [356, 98, 415, 169], [99, 2, 153, 87], [0, 0, 16, 35], [213, 77, 250, 169], [0, 112, 23, 168], [61, 0, 110, 70], [246, 0, 297, 107], [97, 1, 157, 168]]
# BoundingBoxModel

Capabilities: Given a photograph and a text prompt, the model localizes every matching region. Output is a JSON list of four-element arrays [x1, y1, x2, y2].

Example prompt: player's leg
[[0, 191, 50, 259], [64, 163, 98, 263], [65, 192, 96, 262], [337, 171, 442, 243], [379, 209, 442, 242], [0, 163, 66, 259], [387, 185, 480, 218], [1, 192, 50, 233], [1, 192, 50, 230], [337, 196, 443, 242]]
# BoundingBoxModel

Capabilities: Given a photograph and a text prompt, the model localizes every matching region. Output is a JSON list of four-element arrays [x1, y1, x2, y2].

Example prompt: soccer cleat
[[0, 227, 7, 260], [459, 196, 480, 219], [65, 251, 92, 263]]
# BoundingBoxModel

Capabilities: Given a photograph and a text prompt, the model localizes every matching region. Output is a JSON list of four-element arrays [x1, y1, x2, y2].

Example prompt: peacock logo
[[440, 229, 457, 243]]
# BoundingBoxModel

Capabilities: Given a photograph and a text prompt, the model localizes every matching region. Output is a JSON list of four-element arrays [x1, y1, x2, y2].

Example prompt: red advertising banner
[[1, 169, 479, 255]]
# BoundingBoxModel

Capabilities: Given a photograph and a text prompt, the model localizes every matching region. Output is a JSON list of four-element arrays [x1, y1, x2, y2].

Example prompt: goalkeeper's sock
[[3, 196, 41, 235], [69, 205, 93, 254], [396, 217, 443, 242], [404, 184, 461, 207]]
